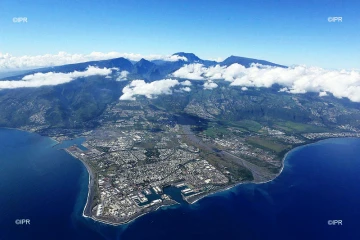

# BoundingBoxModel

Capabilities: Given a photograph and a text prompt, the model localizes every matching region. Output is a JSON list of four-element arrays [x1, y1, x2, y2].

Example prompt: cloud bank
[[120, 79, 180, 100], [172, 63, 360, 102], [0, 66, 112, 89], [116, 70, 130, 81], [0, 52, 187, 72], [119, 79, 193, 100], [203, 81, 218, 90], [181, 87, 192, 92], [180, 80, 192, 86]]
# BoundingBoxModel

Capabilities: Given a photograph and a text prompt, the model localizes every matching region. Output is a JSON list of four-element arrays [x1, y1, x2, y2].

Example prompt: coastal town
[[66, 124, 230, 224], [52, 99, 360, 225], [4, 66, 360, 226]]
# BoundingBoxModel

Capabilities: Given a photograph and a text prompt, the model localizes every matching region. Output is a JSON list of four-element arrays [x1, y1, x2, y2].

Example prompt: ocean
[[0, 128, 359, 240]]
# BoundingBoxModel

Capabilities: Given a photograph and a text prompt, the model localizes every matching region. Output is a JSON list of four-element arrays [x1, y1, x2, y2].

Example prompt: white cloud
[[0, 66, 112, 89], [203, 81, 218, 90], [172, 63, 360, 102], [167, 55, 187, 62], [241, 87, 248, 91], [180, 80, 192, 86], [181, 87, 192, 92], [319, 91, 328, 97], [279, 87, 289, 92], [171, 64, 207, 80], [208, 57, 224, 62], [116, 70, 129, 81], [0, 52, 187, 72], [171, 63, 246, 81], [119, 79, 180, 100]]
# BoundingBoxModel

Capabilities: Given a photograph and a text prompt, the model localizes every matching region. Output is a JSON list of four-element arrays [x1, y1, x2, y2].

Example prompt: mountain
[[134, 58, 156, 71], [0, 69, 35, 79], [0, 52, 308, 128], [1, 57, 134, 81], [46, 57, 134, 72], [133, 58, 162, 81], [173, 52, 201, 62], [2, 53, 287, 82], [0, 52, 359, 134], [173, 52, 218, 66], [220, 56, 286, 68]]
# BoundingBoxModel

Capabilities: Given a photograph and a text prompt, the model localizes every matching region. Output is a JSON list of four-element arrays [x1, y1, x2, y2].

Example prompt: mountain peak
[[134, 58, 158, 79], [221, 55, 286, 68], [136, 58, 154, 66], [172, 52, 201, 62]]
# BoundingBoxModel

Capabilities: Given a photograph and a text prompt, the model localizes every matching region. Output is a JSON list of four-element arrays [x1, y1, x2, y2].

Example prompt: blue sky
[[1, 0, 359, 69]]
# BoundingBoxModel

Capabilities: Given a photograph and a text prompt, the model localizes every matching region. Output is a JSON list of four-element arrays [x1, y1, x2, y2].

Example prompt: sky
[[1, 0, 359, 69]]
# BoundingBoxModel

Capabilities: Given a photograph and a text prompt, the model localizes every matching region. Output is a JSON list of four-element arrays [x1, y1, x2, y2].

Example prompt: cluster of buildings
[[67, 121, 231, 223], [303, 132, 360, 140], [262, 127, 305, 144], [62, 98, 360, 225]]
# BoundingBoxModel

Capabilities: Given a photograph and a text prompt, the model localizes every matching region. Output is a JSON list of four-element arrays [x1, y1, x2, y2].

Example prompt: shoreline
[[1, 127, 358, 226], [63, 149, 95, 220], [187, 139, 328, 204], [187, 149, 291, 205], [187, 136, 359, 204], [75, 138, 313, 224], [65, 147, 181, 227], [82, 200, 180, 227], [174, 137, 346, 204]]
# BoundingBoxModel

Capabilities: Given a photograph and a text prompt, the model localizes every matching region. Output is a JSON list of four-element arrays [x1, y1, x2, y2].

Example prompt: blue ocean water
[[0, 128, 359, 240]]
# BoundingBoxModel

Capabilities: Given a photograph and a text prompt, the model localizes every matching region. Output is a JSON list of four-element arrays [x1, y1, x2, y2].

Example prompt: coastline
[[64, 147, 180, 227], [86, 136, 342, 225], [72, 138, 300, 224], [33, 132, 360, 225], [183, 139, 333, 205], [63, 149, 95, 219], [1, 127, 61, 147], [0, 127, 178, 227], [1, 127, 358, 226], [187, 149, 291, 205], [80, 200, 180, 227], [187, 136, 359, 205]]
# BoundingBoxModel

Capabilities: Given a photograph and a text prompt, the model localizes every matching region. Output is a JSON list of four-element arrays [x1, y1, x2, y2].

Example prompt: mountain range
[[1, 52, 286, 82], [0, 52, 359, 134]]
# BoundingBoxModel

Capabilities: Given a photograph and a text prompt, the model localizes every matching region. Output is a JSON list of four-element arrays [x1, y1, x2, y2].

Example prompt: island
[[1, 55, 360, 226], [44, 99, 360, 226]]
